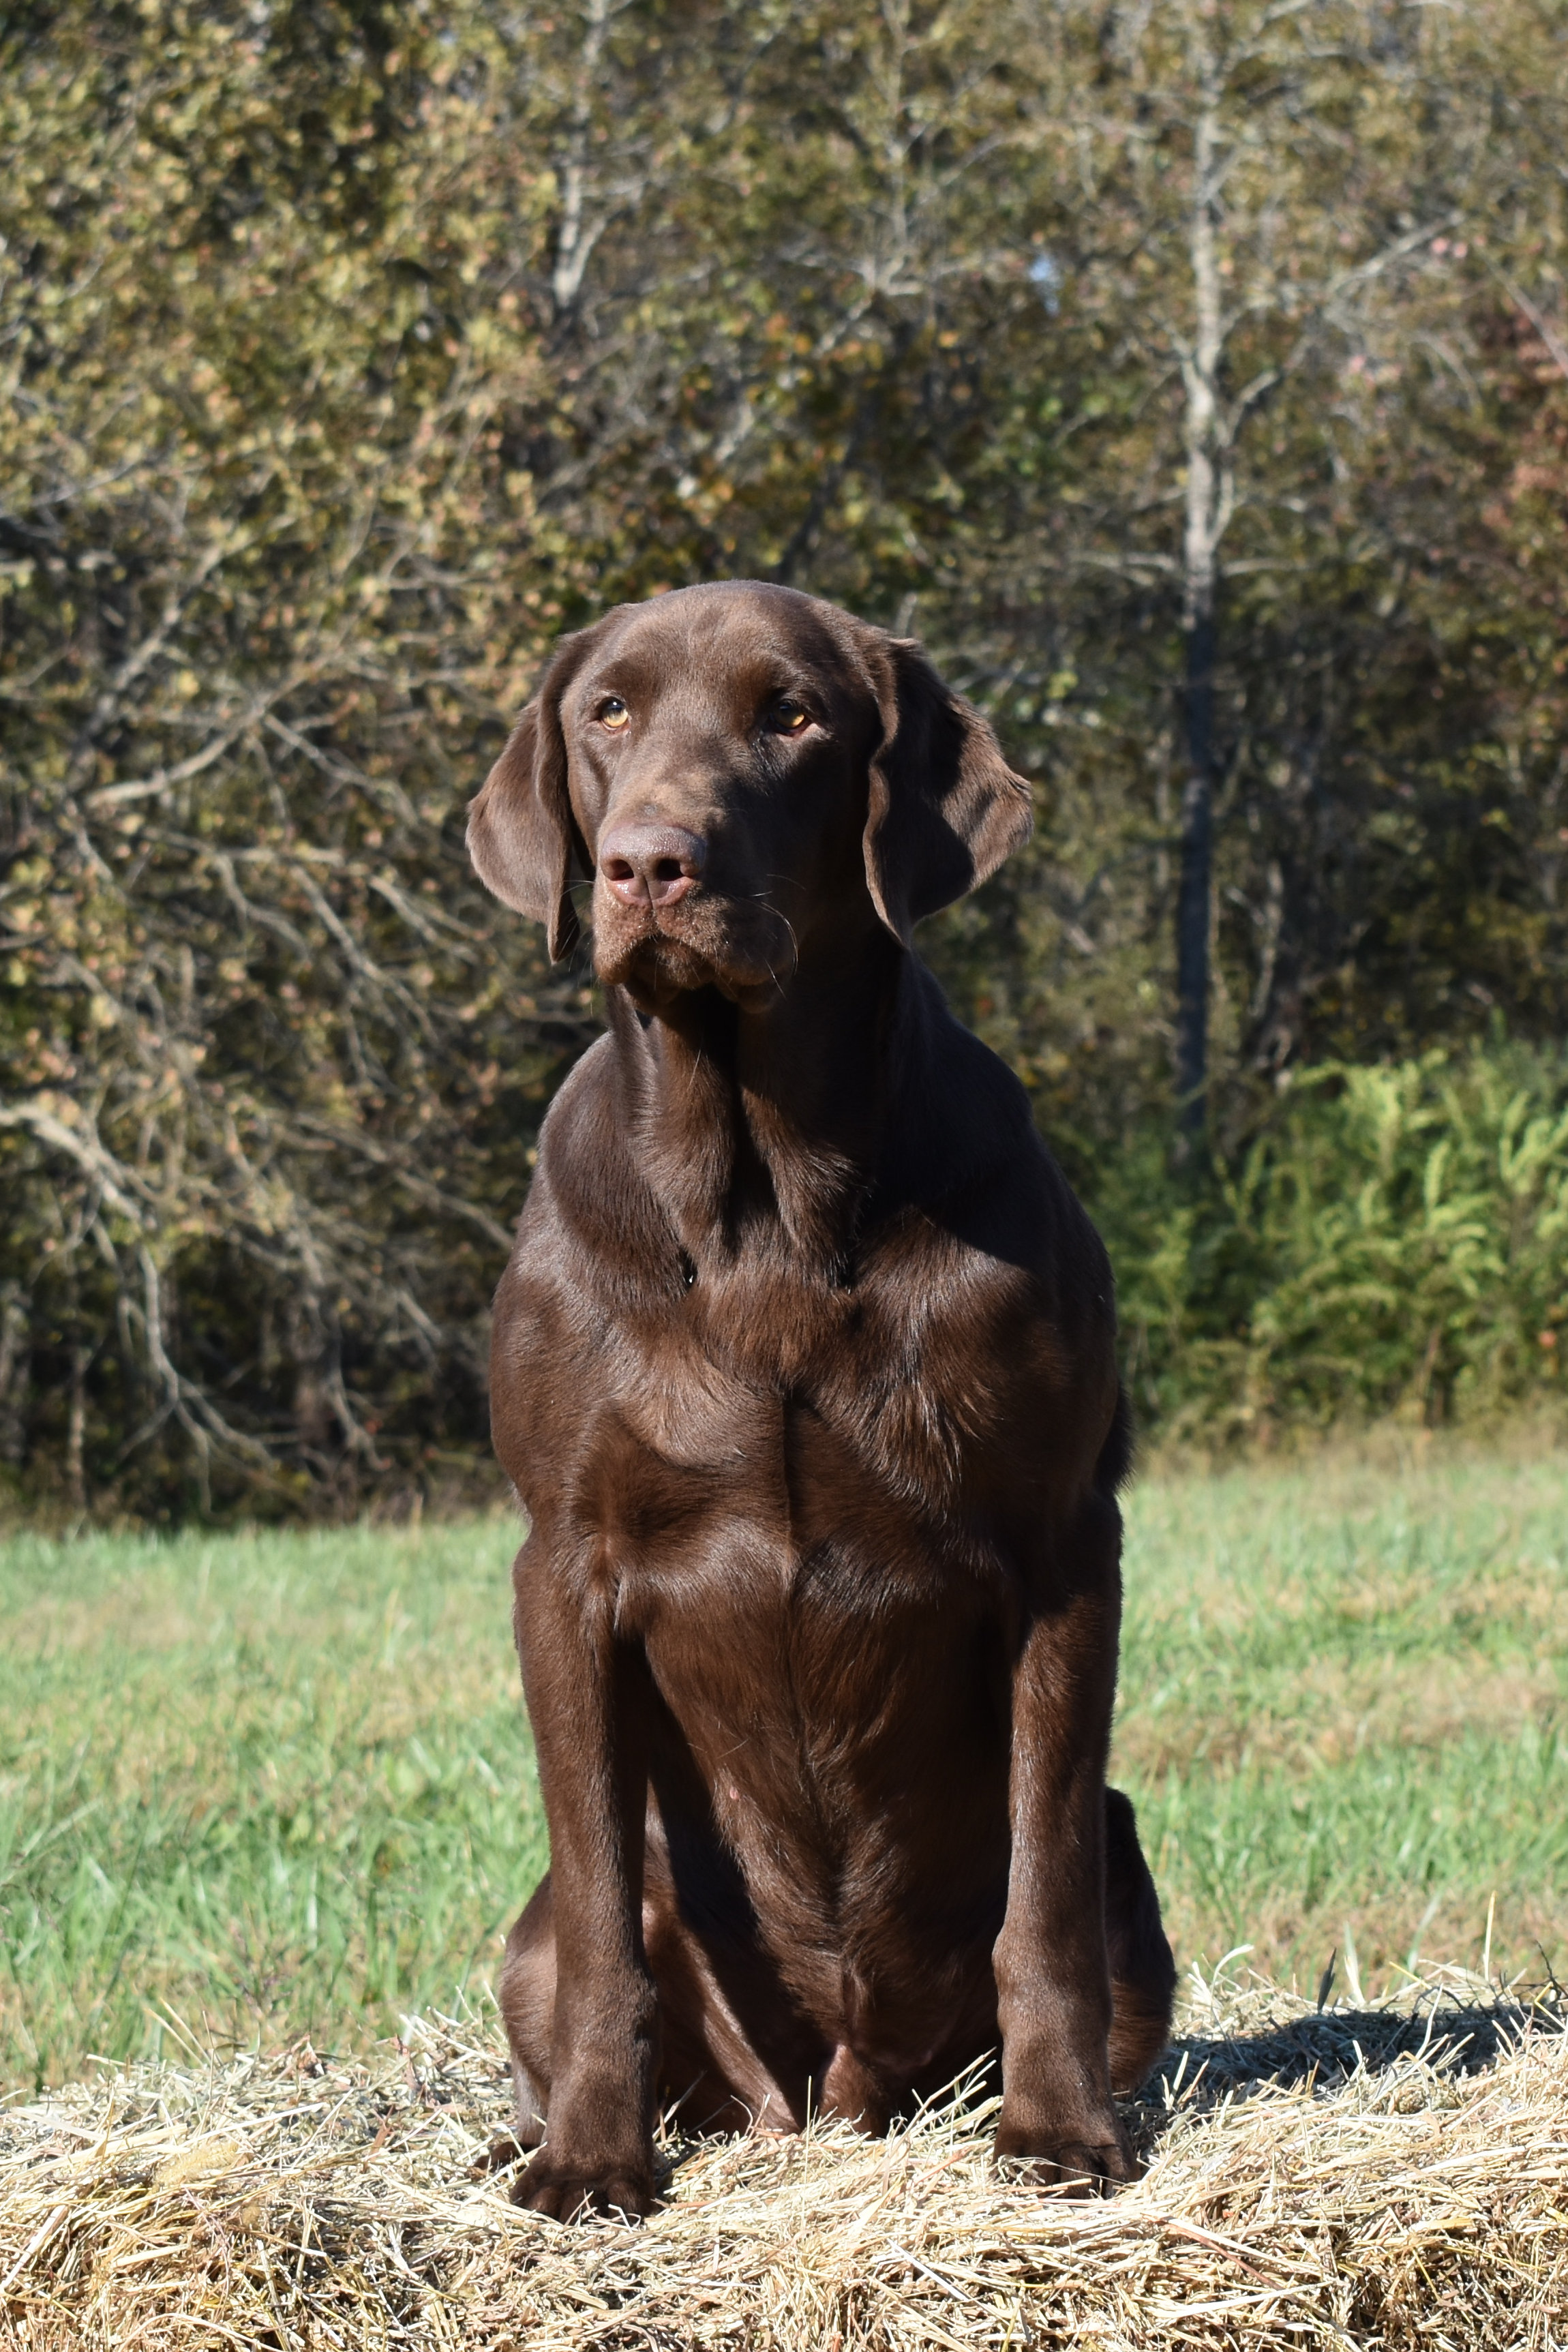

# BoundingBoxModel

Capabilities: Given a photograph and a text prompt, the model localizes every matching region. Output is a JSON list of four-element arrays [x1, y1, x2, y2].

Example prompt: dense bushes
[[1104, 1045, 1568, 1442]]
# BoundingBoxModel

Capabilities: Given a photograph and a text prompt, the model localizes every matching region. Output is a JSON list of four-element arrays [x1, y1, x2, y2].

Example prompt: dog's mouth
[[592, 886, 794, 1011]]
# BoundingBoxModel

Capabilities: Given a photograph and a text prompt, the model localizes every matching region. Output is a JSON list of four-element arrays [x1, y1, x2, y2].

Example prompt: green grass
[[1118, 1445, 1568, 1998], [0, 1517, 544, 2094], [3, 1449, 1567, 2093]]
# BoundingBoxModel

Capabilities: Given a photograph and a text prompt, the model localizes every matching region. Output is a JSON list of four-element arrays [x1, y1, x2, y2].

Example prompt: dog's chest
[[592, 1243, 1039, 1628], [599, 1280, 1022, 1831]]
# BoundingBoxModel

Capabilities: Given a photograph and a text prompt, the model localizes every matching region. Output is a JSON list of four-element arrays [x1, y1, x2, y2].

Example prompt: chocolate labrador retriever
[[467, 580, 1175, 2220]]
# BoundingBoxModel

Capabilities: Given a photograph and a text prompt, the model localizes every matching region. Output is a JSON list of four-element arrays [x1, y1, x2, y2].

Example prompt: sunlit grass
[[0, 1516, 541, 2092], [1119, 1445, 1568, 1997], [3, 1445, 1566, 2091]]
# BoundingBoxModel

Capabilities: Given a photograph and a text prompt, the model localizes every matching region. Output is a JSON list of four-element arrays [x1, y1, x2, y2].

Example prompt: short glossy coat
[[467, 582, 1175, 2219]]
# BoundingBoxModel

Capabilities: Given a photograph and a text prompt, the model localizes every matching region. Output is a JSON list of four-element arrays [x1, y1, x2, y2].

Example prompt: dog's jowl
[[466, 581, 1175, 2221]]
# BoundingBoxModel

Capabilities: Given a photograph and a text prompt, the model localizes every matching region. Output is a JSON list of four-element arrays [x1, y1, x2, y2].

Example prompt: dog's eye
[[769, 697, 810, 735], [597, 697, 631, 731]]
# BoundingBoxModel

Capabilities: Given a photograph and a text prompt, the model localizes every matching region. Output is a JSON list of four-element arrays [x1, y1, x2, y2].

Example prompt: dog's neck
[[605, 925, 919, 1273]]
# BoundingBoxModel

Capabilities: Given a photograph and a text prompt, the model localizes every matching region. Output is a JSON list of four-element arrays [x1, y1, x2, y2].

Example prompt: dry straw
[[3, 1964, 1565, 2349]]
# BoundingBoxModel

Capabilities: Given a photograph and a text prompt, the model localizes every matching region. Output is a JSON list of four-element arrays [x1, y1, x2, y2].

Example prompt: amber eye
[[769, 696, 810, 735], [597, 697, 631, 731]]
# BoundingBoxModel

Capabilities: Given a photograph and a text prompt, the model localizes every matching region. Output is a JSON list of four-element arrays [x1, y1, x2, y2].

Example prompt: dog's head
[[467, 582, 1031, 1011]]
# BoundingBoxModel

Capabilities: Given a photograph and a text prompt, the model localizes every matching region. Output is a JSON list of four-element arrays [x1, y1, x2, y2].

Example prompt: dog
[[466, 579, 1175, 2220]]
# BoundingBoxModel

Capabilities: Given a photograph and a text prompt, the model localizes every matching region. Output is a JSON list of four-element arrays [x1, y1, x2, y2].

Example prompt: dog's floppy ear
[[861, 636, 1034, 945], [467, 631, 597, 961]]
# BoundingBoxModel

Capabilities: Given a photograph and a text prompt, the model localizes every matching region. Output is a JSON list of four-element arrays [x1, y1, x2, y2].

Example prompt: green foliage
[[0, 0, 597, 1513], [1104, 1044, 1568, 1436], [2, 0, 1567, 1511], [6, 1455, 1566, 2087]]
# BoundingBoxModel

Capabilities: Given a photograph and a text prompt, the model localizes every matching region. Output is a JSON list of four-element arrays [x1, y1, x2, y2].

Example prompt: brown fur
[[466, 582, 1175, 2220]]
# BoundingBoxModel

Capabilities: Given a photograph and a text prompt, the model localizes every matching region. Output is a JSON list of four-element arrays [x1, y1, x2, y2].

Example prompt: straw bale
[[3, 1967, 1565, 2350]]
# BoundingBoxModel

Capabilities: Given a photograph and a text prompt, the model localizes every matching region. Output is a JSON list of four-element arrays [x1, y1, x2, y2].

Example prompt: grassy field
[[3, 1447, 1566, 2094]]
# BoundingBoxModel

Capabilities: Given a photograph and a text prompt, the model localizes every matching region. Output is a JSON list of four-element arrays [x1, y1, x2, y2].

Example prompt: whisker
[[747, 887, 800, 978]]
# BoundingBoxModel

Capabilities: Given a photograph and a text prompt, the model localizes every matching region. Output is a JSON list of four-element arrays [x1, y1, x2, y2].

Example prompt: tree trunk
[[67, 1340, 89, 1518], [1175, 76, 1226, 1144], [1176, 599, 1216, 1136], [0, 1283, 29, 1467]]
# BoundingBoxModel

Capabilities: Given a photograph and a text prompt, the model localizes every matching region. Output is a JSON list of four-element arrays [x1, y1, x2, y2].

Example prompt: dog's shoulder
[[489, 1036, 681, 1493], [515, 1034, 664, 1260], [504, 1044, 685, 1350], [891, 979, 1113, 1310]]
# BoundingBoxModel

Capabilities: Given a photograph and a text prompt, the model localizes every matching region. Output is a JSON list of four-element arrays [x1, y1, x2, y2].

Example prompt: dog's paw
[[470, 2129, 530, 2181], [994, 2115, 1139, 2196], [511, 2150, 654, 2222]]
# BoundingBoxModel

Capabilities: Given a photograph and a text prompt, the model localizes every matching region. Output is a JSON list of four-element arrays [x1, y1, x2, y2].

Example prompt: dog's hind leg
[[496, 1860, 800, 2154], [1104, 1787, 1177, 2094], [497, 1872, 556, 2148]]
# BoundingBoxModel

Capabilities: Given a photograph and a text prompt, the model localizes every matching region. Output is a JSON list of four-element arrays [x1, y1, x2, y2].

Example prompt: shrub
[[1106, 1044, 1568, 1438]]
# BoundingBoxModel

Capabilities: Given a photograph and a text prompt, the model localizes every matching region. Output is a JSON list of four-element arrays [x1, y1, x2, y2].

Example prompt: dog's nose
[[599, 821, 707, 909]]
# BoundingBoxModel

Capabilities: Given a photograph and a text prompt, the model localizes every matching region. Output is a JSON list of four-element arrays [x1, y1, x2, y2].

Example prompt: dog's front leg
[[993, 1537, 1136, 2193], [512, 1529, 659, 2220]]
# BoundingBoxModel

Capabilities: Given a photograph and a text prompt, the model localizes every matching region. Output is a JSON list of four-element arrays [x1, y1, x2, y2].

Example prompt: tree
[[4, 0, 1567, 1513], [0, 0, 593, 1512], [997, 1, 1475, 1135]]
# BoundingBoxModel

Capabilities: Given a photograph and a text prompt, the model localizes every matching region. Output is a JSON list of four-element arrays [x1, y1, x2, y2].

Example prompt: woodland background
[[3, 0, 1567, 1521]]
